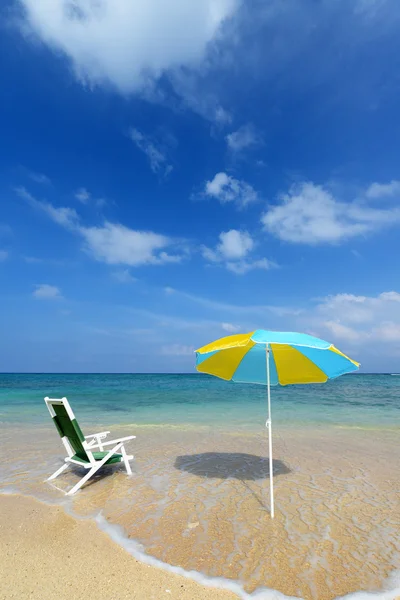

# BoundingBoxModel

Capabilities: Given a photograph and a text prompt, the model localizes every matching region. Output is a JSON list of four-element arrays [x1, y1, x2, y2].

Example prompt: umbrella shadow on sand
[[174, 453, 291, 511], [174, 452, 291, 481]]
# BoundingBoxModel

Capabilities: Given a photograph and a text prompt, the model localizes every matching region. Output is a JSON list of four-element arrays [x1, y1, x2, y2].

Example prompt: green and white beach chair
[[44, 397, 135, 495]]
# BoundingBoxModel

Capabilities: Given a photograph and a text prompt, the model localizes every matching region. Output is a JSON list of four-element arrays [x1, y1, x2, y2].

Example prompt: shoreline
[[1, 493, 400, 600], [0, 493, 239, 600]]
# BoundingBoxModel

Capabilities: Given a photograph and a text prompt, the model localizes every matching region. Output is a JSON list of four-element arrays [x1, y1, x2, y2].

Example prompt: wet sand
[[1, 425, 399, 599], [0, 494, 238, 600]]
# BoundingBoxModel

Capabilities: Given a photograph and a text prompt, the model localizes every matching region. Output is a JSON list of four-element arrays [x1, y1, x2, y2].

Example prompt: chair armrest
[[85, 431, 110, 439], [91, 442, 124, 460], [89, 435, 136, 449]]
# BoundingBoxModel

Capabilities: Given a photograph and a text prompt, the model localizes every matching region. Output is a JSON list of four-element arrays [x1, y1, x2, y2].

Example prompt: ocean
[[1, 373, 399, 599]]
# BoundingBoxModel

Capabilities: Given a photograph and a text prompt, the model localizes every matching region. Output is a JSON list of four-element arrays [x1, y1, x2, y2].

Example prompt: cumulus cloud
[[129, 128, 172, 176], [18, 0, 238, 99], [79, 223, 183, 267], [204, 172, 258, 208], [19, 188, 186, 267], [323, 320, 366, 343], [80, 223, 175, 266], [226, 123, 259, 152], [262, 182, 400, 244], [215, 229, 253, 259], [33, 284, 62, 299], [309, 291, 400, 344], [365, 180, 400, 199], [202, 229, 276, 274]]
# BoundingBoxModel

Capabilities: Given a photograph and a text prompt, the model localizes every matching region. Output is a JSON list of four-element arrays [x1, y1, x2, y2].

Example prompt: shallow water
[[0, 374, 399, 599]]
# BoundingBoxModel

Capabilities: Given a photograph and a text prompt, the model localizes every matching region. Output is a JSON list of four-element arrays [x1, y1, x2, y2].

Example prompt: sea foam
[[94, 510, 400, 600]]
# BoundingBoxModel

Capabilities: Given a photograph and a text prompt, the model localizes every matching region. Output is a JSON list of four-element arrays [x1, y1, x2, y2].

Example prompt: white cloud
[[316, 293, 375, 324], [221, 322, 241, 332], [373, 321, 400, 342], [15, 186, 79, 229], [226, 257, 275, 274], [130, 128, 172, 176], [161, 344, 194, 356], [112, 269, 138, 283], [202, 229, 252, 262], [204, 172, 258, 208], [217, 229, 253, 259], [75, 187, 91, 203], [214, 106, 232, 125], [365, 180, 400, 199], [379, 291, 400, 302], [27, 170, 51, 185], [19, 0, 238, 96], [323, 320, 366, 342], [157, 251, 184, 264], [0, 250, 8, 262], [20, 188, 186, 267], [226, 124, 259, 152], [33, 284, 62, 299], [262, 182, 400, 244], [309, 291, 400, 345], [42, 203, 79, 228], [167, 68, 235, 122], [202, 229, 276, 274], [75, 188, 107, 207], [80, 222, 182, 266]]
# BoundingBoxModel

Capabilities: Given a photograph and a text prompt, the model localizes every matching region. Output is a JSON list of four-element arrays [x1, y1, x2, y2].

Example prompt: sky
[[1, 0, 400, 373]]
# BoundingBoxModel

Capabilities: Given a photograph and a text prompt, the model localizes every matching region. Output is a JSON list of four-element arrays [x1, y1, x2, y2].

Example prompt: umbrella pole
[[266, 345, 275, 518]]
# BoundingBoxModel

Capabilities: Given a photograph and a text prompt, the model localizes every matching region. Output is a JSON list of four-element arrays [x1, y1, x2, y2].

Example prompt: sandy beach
[[1, 373, 399, 600], [0, 494, 238, 600], [1, 424, 399, 600]]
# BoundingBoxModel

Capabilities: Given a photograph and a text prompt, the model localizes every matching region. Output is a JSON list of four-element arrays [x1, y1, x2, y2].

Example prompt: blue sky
[[1, 0, 400, 372]]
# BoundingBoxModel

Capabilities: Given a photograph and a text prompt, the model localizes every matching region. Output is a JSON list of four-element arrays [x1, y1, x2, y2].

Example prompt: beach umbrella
[[195, 330, 360, 518]]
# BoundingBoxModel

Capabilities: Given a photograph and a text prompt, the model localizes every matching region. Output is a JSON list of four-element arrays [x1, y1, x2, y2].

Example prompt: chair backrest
[[45, 397, 89, 460]]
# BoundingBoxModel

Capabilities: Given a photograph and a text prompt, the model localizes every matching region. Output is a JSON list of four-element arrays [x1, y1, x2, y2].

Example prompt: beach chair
[[44, 397, 135, 495]]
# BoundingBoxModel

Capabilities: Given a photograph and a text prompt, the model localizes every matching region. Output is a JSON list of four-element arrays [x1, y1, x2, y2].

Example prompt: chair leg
[[47, 463, 69, 481], [66, 465, 101, 496], [121, 445, 132, 475], [66, 443, 123, 495]]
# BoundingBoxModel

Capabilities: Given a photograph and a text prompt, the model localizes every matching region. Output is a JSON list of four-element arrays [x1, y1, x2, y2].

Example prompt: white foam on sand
[[94, 511, 400, 600], [1, 490, 400, 600]]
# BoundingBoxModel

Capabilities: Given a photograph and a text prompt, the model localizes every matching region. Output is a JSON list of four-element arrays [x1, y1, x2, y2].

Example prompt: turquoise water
[[0, 373, 398, 430]]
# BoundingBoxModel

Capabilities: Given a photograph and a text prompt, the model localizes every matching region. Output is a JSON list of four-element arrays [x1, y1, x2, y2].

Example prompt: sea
[[0, 373, 399, 599]]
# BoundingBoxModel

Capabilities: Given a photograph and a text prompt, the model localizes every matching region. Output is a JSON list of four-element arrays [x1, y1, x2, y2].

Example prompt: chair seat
[[72, 452, 123, 465]]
